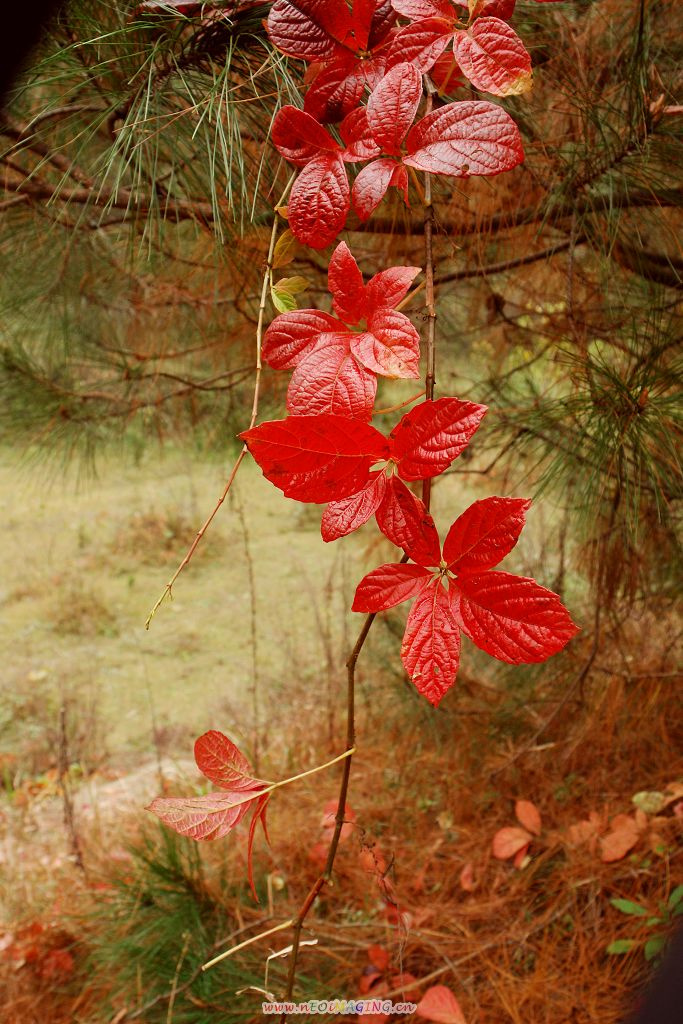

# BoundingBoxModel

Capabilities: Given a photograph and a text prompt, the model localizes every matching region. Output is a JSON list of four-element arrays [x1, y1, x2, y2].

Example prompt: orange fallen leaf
[[459, 861, 476, 892], [515, 799, 542, 836], [492, 826, 533, 860], [599, 814, 640, 863], [417, 984, 467, 1024]]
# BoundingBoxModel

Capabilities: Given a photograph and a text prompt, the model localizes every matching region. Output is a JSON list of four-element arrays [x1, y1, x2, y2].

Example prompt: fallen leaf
[[515, 799, 542, 836], [459, 861, 476, 892], [416, 984, 467, 1023], [600, 814, 641, 863], [492, 825, 533, 860]]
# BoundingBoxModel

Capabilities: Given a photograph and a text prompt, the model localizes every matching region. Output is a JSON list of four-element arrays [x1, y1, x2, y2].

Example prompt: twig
[[144, 173, 295, 629], [57, 705, 85, 873], [202, 919, 295, 971], [279, 613, 375, 1023], [167, 932, 191, 1024]]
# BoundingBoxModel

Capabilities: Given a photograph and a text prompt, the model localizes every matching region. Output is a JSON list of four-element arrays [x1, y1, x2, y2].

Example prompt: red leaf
[[367, 943, 391, 971], [459, 861, 476, 892], [194, 731, 259, 791], [287, 336, 377, 420], [443, 496, 530, 573], [267, 0, 351, 61], [328, 242, 366, 323], [352, 562, 432, 612], [375, 477, 442, 565], [147, 789, 261, 841], [491, 825, 532, 860], [452, 18, 532, 97], [391, 0, 456, 16], [405, 99, 524, 176], [351, 309, 421, 378], [470, 0, 516, 19], [364, 264, 420, 312], [241, 415, 388, 503], [304, 56, 369, 123], [453, 571, 579, 663], [288, 154, 350, 249], [401, 583, 461, 705], [389, 397, 487, 480], [352, 157, 404, 220], [515, 799, 542, 836], [429, 49, 466, 94], [416, 983, 467, 1024], [322, 471, 388, 541], [263, 309, 342, 369], [340, 106, 384, 161], [366, 62, 422, 154], [271, 105, 340, 165], [389, 19, 453, 74]]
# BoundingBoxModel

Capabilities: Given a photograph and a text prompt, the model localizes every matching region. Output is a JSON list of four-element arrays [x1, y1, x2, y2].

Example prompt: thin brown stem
[[144, 174, 294, 629], [279, 612, 375, 1022]]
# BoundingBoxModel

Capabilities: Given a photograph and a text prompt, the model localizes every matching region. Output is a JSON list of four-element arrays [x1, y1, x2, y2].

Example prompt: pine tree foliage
[[0, 0, 680, 599]]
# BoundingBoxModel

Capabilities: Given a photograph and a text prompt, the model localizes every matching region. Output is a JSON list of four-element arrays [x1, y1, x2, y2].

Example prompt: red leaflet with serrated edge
[[350, 309, 421, 378], [271, 105, 341, 165], [194, 730, 260, 791], [452, 18, 532, 97], [364, 264, 420, 311], [352, 562, 432, 611], [443, 496, 531, 573], [388, 18, 453, 74], [321, 471, 388, 541], [391, 0, 458, 16], [401, 583, 461, 706], [328, 241, 367, 323], [452, 571, 579, 663], [405, 100, 524, 177], [241, 415, 389, 503], [376, 477, 442, 564], [416, 983, 467, 1024], [263, 309, 342, 370], [287, 336, 377, 420], [267, 0, 351, 62], [288, 153, 350, 248], [389, 397, 487, 480], [366, 62, 422, 154], [352, 158, 406, 220]]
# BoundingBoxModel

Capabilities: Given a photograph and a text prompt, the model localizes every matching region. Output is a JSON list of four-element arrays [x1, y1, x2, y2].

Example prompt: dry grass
[[2, 611, 680, 1024]]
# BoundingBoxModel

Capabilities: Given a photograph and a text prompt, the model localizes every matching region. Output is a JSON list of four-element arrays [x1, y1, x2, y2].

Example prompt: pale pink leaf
[[515, 799, 542, 836], [416, 984, 467, 1024], [492, 825, 532, 860]]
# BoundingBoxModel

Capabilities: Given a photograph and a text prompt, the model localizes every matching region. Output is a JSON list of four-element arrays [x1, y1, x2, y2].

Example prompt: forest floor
[[0, 445, 681, 1023]]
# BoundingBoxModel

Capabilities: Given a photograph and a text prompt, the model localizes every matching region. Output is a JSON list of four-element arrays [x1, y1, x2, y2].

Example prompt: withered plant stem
[[144, 173, 295, 630]]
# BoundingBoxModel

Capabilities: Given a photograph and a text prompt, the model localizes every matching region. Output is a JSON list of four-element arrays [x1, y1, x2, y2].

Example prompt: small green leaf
[[672, 903, 683, 918], [606, 939, 638, 955], [646, 916, 663, 927], [611, 898, 648, 917], [668, 884, 683, 910], [271, 287, 298, 314], [644, 935, 667, 961]]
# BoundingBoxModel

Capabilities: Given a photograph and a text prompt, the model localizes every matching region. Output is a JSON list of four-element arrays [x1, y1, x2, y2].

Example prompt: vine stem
[[144, 173, 295, 630], [277, 78, 440, 1020], [421, 80, 437, 513]]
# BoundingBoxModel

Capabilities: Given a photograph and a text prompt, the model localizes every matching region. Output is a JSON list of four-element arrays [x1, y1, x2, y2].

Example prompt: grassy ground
[[0, 444, 680, 1024]]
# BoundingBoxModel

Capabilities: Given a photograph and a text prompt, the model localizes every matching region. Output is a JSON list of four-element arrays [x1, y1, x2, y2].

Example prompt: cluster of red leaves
[[272, 61, 524, 247], [352, 496, 578, 704], [0, 922, 75, 981], [147, 731, 269, 897], [263, 241, 421, 419]]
